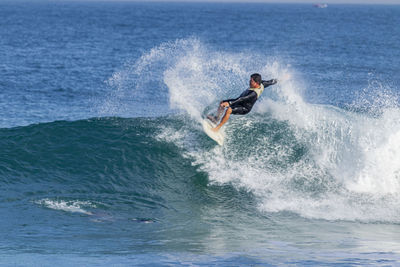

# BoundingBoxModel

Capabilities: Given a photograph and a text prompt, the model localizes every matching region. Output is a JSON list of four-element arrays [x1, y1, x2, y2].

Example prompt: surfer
[[209, 73, 277, 132]]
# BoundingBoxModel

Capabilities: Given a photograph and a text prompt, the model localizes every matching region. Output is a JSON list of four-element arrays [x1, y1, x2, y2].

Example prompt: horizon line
[[7, 0, 400, 5]]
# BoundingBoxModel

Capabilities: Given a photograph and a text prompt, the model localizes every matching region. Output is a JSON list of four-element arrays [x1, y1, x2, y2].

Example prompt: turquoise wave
[[0, 117, 255, 216], [0, 117, 195, 195]]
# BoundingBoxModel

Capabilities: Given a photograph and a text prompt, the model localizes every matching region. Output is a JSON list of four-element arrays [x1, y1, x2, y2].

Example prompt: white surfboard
[[202, 119, 224, 146]]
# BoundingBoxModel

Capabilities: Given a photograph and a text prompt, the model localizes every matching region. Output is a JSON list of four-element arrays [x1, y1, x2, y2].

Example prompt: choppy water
[[1, 1, 400, 266]]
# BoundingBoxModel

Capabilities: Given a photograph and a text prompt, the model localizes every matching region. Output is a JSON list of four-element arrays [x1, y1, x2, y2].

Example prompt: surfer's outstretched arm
[[262, 79, 278, 88]]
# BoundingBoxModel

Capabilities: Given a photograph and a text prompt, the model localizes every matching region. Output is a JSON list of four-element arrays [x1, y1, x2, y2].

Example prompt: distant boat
[[313, 3, 328, 8]]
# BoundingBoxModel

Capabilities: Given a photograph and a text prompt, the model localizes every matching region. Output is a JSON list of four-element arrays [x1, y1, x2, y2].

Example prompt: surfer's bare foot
[[211, 127, 219, 132], [207, 115, 217, 124]]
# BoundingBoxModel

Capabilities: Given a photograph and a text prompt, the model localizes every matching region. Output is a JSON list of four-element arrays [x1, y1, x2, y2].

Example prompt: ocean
[[1, 1, 400, 266]]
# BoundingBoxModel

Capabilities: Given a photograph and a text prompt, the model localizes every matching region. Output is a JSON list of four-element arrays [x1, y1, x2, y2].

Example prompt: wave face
[[0, 117, 202, 209]]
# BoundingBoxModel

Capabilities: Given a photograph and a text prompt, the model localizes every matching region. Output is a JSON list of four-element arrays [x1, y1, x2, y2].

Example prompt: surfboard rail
[[202, 119, 224, 145]]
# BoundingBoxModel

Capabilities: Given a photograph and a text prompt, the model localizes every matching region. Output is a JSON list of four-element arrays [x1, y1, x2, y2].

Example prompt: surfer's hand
[[220, 102, 229, 108]]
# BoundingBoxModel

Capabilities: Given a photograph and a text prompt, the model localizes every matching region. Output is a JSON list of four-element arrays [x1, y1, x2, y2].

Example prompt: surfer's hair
[[250, 73, 262, 85]]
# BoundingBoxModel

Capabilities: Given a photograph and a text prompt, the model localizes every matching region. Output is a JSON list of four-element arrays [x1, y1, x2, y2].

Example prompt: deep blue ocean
[[1, 1, 400, 266]]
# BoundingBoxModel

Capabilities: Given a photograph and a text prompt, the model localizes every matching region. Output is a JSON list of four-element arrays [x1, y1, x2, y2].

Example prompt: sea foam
[[35, 199, 95, 215]]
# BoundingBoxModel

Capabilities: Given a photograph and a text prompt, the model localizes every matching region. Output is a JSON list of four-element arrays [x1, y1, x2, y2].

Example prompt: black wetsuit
[[223, 79, 277, 115]]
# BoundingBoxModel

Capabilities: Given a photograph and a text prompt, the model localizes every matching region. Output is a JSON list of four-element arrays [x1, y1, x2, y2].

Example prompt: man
[[208, 73, 277, 132]]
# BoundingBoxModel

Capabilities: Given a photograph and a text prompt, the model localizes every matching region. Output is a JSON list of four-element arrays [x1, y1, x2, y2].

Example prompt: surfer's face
[[250, 78, 258, 88]]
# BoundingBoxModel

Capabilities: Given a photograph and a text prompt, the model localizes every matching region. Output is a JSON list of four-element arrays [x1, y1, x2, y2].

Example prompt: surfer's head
[[250, 73, 262, 88]]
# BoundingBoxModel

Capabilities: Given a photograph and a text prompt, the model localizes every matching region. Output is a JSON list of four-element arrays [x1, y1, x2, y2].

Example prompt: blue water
[[1, 1, 400, 266]]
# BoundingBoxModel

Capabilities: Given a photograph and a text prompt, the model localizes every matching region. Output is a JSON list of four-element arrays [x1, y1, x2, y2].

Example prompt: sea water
[[1, 1, 400, 266]]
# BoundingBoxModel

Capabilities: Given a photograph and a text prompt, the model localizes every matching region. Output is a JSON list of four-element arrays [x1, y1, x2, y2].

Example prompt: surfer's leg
[[206, 115, 218, 124], [208, 103, 227, 124], [216, 104, 226, 121], [213, 106, 250, 131], [213, 107, 232, 132]]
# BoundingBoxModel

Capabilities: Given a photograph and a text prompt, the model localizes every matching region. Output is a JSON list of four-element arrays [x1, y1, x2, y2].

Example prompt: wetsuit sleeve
[[262, 79, 277, 88], [224, 91, 257, 107], [222, 97, 238, 104]]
